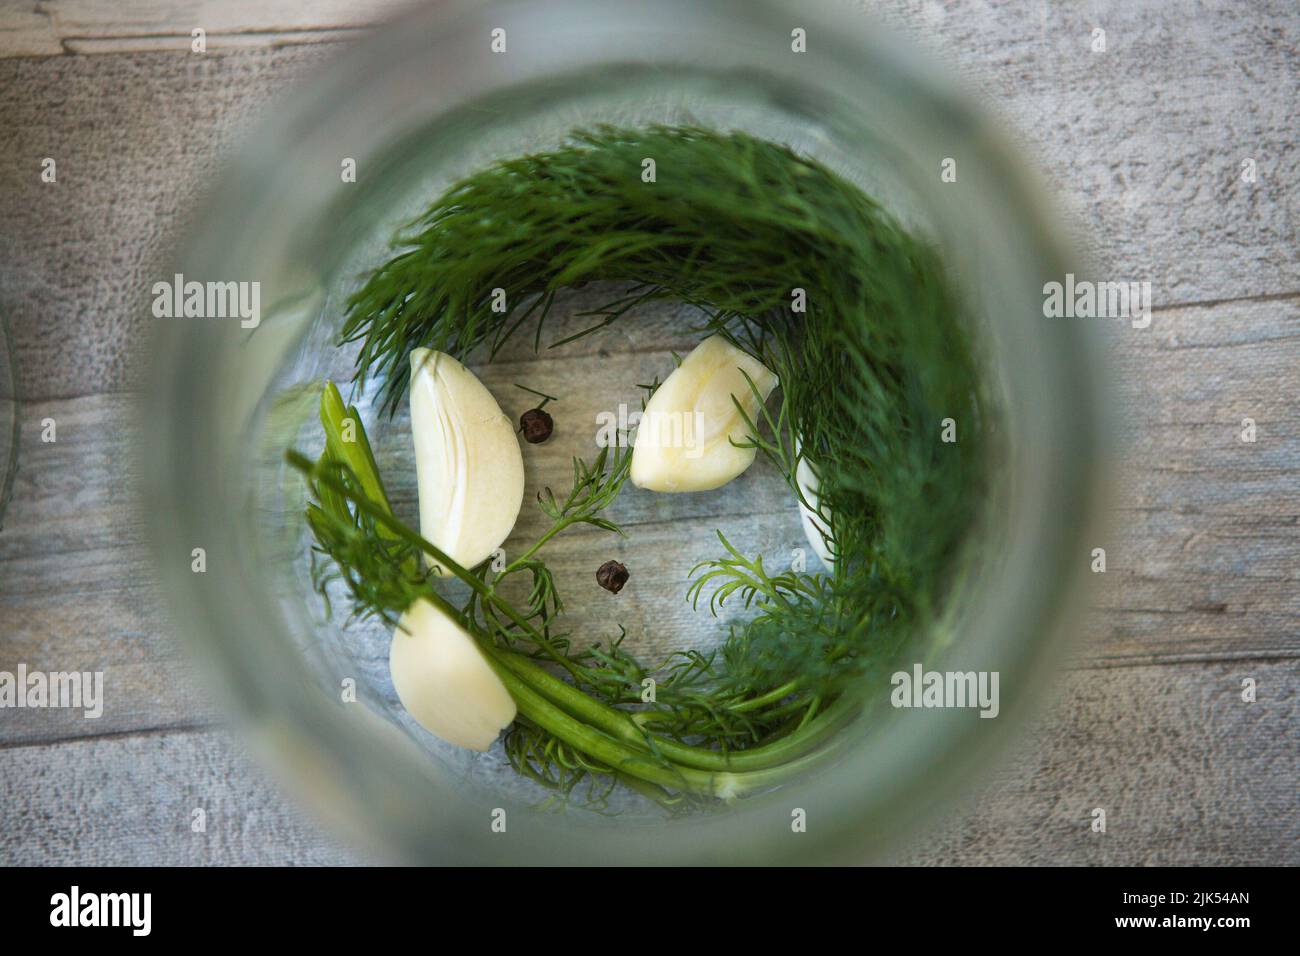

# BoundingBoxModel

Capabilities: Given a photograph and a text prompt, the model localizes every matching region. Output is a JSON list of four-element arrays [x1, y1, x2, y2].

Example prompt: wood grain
[[0, 728, 357, 865], [0, 393, 219, 745], [0, 0, 404, 56], [2, 296, 1293, 745], [889, 657, 1298, 866], [2, 658, 1292, 865], [0, 0, 1296, 865], [871, 0, 1300, 307], [1096, 294, 1300, 665], [2, 0, 1297, 399]]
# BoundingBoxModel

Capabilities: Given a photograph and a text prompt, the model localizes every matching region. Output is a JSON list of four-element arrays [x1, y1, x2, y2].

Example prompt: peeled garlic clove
[[631, 335, 778, 492], [409, 348, 524, 573], [389, 598, 516, 751], [795, 445, 835, 568]]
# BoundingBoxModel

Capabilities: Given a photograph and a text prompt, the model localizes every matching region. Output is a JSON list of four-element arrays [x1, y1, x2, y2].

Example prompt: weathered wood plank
[[2, 0, 1297, 398], [0, 6, 63, 57], [1093, 294, 1300, 664], [871, 0, 1300, 307], [0, 394, 220, 744], [61, 32, 365, 56], [888, 658, 1299, 866], [0, 0, 402, 57], [0, 43, 341, 400], [2, 657, 1293, 865], [0, 728, 357, 865]]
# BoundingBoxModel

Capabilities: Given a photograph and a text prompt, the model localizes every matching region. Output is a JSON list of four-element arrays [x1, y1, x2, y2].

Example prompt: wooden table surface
[[0, 0, 1296, 865]]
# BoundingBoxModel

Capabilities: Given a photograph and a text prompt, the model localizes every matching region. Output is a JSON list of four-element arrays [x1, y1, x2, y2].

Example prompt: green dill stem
[[293, 451, 569, 664], [487, 645, 862, 798], [502, 450, 629, 575], [413, 589, 715, 796], [482, 649, 721, 795], [313, 458, 349, 520], [394, 581, 675, 790], [627, 678, 800, 728], [613, 773, 683, 812], [728, 679, 802, 714], [293, 447, 858, 784], [496, 650, 859, 773], [501, 519, 574, 574], [287, 450, 482, 591], [320, 382, 392, 513], [796, 695, 822, 732]]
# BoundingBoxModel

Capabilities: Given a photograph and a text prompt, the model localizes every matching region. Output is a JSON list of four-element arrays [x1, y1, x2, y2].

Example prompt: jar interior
[[148, 6, 1095, 863], [252, 70, 1002, 819]]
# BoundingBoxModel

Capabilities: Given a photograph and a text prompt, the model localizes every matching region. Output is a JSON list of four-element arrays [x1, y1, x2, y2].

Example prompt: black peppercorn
[[596, 560, 629, 594], [520, 407, 553, 444]]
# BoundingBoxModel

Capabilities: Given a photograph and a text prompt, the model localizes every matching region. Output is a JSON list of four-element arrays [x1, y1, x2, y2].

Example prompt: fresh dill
[[291, 125, 990, 810]]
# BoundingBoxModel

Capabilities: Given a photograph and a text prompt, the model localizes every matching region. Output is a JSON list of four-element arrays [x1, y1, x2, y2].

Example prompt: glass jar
[[142, 0, 1105, 863]]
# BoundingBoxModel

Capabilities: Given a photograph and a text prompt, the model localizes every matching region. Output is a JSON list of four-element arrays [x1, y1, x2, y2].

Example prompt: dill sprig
[[292, 390, 859, 807], [301, 125, 989, 809]]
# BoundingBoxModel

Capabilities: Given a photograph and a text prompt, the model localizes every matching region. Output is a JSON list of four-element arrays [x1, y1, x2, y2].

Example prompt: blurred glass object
[[142, 0, 1105, 863]]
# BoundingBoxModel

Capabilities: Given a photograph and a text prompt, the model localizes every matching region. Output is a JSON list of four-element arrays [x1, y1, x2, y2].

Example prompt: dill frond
[[296, 125, 990, 810]]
